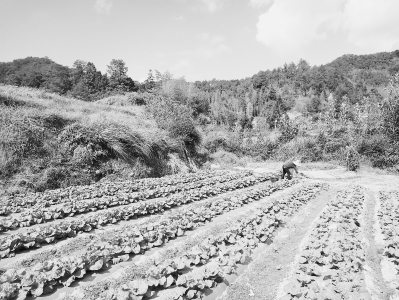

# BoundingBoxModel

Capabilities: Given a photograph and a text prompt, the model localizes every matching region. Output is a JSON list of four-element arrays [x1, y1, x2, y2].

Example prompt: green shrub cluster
[[146, 95, 202, 153]]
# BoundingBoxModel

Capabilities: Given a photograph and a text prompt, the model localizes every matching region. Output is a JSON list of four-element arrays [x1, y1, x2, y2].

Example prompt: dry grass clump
[[210, 150, 247, 168], [96, 92, 149, 106]]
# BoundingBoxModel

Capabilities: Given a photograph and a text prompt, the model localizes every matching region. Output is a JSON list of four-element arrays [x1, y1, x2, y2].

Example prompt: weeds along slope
[[0, 85, 190, 196]]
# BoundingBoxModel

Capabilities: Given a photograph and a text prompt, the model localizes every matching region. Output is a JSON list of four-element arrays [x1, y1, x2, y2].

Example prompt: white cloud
[[256, 0, 344, 60], [199, 0, 228, 12], [255, 0, 399, 61], [343, 0, 399, 51], [94, 0, 113, 14], [249, 0, 273, 8], [173, 15, 186, 21]]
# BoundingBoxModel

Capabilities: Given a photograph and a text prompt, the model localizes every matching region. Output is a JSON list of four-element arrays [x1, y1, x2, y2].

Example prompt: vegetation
[[0, 57, 138, 101], [346, 146, 360, 172], [1, 50, 399, 196]]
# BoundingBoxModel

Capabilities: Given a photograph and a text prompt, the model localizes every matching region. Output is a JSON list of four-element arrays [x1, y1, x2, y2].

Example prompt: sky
[[1, 0, 399, 82]]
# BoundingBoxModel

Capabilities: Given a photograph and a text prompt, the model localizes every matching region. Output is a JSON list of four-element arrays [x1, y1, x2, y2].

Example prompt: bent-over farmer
[[282, 159, 301, 180]]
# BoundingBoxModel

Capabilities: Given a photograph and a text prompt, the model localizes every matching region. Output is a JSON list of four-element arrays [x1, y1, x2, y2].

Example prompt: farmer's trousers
[[282, 167, 293, 180]]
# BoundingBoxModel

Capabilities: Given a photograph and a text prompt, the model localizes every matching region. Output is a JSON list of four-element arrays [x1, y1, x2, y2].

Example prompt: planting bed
[[377, 190, 399, 293], [278, 186, 371, 299]]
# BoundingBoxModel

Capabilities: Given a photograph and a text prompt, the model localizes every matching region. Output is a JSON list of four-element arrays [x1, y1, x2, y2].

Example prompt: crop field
[[0, 167, 399, 300]]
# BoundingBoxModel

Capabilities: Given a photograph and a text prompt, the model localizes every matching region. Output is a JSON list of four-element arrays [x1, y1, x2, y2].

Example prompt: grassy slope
[[0, 85, 185, 196]]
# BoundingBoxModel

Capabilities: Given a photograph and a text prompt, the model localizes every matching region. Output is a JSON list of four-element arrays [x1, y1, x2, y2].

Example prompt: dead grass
[[209, 150, 248, 168], [0, 85, 157, 134]]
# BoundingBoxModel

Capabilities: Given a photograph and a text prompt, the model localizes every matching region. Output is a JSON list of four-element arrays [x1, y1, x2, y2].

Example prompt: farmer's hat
[[293, 159, 301, 167]]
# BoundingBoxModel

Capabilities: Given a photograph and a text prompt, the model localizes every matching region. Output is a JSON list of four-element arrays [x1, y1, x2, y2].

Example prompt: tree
[[144, 69, 156, 91], [71, 60, 86, 85], [307, 94, 323, 114], [107, 59, 127, 83], [70, 61, 108, 99], [107, 59, 136, 92], [383, 74, 399, 140], [83, 62, 98, 93]]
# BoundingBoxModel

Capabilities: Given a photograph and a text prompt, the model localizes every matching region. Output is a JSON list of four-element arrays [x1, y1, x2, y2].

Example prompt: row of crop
[[0, 179, 300, 300], [279, 186, 369, 300], [0, 173, 278, 259], [0, 170, 259, 215], [1, 170, 221, 214], [55, 182, 328, 300], [377, 190, 399, 290], [0, 172, 252, 232]]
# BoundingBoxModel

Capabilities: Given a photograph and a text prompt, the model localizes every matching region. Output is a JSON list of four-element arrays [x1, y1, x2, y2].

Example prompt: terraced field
[[0, 167, 398, 300]]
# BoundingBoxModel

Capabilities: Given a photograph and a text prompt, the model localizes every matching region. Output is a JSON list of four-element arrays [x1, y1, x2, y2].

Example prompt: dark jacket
[[283, 161, 298, 173]]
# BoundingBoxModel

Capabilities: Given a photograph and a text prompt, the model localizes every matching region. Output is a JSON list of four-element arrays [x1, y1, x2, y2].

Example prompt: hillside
[[326, 50, 399, 73], [0, 85, 193, 196]]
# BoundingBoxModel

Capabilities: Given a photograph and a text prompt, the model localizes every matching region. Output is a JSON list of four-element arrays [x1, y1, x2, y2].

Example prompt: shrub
[[328, 125, 347, 138], [371, 153, 399, 169], [96, 92, 150, 106], [357, 134, 399, 169], [382, 73, 399, 140], [301, 138, 323, 162], [0, 107, 52, 178], [72, 146, 95, 166], [210, 150, 246, 167], [357, 135, 386, 157], [146, 95, 202, 152], [35, 167, 70, 192], [316, 131, 327, 148], [346, 146, 360, 171], [203, 133, 228, 153], [242, 136, 277, 160], [278, 117, 299, 143], [168, 118, 202, 151], [272, 135, 323, 162], [324, 138, 347, 154]]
